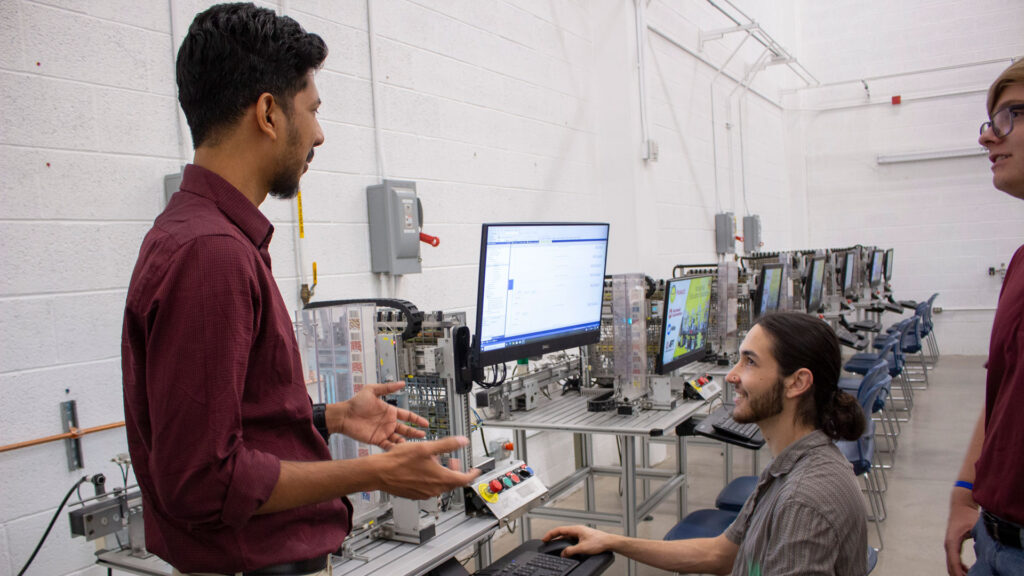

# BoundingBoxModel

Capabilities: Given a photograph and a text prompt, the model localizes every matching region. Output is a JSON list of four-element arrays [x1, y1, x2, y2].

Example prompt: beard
[[732, 377, 784, 424], [268, 124, 314, 200]]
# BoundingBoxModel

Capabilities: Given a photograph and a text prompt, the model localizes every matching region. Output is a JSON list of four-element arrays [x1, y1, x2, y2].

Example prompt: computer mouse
[[538, 537, 578, 558]]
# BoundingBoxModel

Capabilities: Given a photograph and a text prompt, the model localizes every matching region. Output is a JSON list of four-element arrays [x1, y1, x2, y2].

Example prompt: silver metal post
[[621, 435, 638, 576]]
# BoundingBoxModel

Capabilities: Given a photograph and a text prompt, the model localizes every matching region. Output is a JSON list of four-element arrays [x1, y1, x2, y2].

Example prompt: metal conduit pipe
[[647, 25, 780, 110], [707, 0, 819, 86], [729, 49, 771, 217], [708, 34, 752, 212], [783, 57, 1015, 94], [635, 0, 651, 161]]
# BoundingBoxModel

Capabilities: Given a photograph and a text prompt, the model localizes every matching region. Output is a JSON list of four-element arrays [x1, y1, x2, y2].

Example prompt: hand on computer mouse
[[541, 525, 618, 557]]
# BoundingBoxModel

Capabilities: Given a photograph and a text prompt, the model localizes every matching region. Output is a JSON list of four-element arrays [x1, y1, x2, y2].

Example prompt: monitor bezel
[[804, 256, 826, 313], [869, 250, 884, 287], [753, 263, 785, 317], [883, 248, 894, 282], [473, 222, 610, 367], [655, 274, 714, 375]]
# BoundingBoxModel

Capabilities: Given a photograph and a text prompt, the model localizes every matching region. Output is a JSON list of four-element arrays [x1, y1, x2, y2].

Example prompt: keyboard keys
[[712, 416, 760, 442]]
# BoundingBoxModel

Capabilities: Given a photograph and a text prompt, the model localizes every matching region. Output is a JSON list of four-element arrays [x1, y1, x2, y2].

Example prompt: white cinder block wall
[[0, 0, 1016, 573], [790, 0, 1024, 354]]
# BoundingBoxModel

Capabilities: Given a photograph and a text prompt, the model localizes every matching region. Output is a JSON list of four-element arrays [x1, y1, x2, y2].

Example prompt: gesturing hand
[[377, 436, 482, 499], [327, 382, 428, 449]]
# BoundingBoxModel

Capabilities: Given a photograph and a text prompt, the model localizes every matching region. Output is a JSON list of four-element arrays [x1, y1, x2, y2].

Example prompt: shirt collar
[[179, 164, 274, 250], [766, 429, 831, 478]]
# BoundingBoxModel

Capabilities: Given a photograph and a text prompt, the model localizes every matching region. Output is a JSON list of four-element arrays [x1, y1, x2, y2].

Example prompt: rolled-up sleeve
[[144, 235, 279, 529]]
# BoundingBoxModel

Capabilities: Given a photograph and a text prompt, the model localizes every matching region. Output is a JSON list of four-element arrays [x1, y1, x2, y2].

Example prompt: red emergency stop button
[[489, 479, 503, 494]]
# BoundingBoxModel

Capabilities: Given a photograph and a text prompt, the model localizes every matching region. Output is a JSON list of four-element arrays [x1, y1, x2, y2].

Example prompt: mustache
[[306, 148, 315, 163]]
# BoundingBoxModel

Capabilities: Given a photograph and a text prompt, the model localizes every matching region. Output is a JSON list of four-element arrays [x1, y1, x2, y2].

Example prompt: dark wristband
[[312, 403, 330, 442], [954, 480, 973, 491]]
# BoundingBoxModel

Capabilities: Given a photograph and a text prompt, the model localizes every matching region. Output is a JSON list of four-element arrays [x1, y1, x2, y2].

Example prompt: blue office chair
[[847, 320, 915, 417], [664, 508, 739, 540], [919, 293, 940, 366], [867, 546, 879, 573], [714, 475, 758, 513], [836, 373, 888, 550], [901, 315, 930, 390], [839, 360, 898, 470]]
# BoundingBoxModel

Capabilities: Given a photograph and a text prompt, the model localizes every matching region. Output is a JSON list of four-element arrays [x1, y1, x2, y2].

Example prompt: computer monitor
[[754, 263, 784, 317], [805, 256, 826, 313], [869, 250, 884, 287], [656, 274, 713, 374], [841, 251, 856, 297], [474, 222, 610, 367], [883, 248, 894, 282]]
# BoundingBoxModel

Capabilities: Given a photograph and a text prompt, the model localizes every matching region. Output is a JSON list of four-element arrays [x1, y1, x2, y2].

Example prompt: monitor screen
[[474, 222, 610, 366], [869, 250, 884, 287], [656, 274, 713, 374], [805, 256, 826, 313], [754, 263, 784, 317], [841, 252, 856, 296], [884, 248, 894, 282]]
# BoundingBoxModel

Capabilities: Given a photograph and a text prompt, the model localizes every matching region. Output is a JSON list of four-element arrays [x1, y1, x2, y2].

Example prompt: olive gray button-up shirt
[[724, 430, 867, 576]]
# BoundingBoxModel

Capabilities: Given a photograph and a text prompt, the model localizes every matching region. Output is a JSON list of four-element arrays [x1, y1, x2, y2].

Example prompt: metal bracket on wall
[[61, 400, 84, 470]]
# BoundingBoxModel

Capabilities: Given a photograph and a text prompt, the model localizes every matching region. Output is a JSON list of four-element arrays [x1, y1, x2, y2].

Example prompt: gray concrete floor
[[484, 354, 985, 575]]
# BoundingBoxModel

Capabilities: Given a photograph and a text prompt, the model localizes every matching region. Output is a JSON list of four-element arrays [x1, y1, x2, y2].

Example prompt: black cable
[[18, 476, 87, 576]]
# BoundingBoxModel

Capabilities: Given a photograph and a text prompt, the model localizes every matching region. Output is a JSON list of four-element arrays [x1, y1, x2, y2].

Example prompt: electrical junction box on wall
[[163, 166, 185, 206], [715, 212, 735, 255], [367, 180, 422, 274], [743, 215, 762, 253]]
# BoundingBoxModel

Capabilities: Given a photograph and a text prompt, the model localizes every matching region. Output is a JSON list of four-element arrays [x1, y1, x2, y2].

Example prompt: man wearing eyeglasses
[[945, 58, 1024, 576]]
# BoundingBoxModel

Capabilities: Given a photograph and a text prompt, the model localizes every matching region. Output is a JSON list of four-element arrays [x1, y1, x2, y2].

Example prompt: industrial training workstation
[[1, 1, 1023, 576]]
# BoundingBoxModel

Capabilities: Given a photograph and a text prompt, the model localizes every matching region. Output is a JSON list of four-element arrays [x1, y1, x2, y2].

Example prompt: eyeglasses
[[980, 104, 1024, 139]]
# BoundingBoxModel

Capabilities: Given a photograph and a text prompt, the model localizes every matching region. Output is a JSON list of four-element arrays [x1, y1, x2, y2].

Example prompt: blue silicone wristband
[[954, 480, 974, 490]]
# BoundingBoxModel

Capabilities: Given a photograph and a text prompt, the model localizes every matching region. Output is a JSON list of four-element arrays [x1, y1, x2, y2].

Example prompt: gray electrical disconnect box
[[367, 179, 422, 274], [163, 167, 185, 206], [743, 215, 762, 253], [715, 212, 735, 254]]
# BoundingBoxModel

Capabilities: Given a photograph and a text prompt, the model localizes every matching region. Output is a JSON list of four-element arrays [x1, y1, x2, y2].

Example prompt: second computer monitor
[[754, 263, 784, 317], [841, 251, 856, 297], [805, 256, 826, 313], [474, 222, 610, 367], [869, 250, 884, 287], [657, 274, 713, 374], [884, 248, 894, 282]]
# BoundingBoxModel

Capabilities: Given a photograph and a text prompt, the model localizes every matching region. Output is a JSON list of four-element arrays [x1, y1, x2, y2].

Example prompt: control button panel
[[466, 460, 547, 523]]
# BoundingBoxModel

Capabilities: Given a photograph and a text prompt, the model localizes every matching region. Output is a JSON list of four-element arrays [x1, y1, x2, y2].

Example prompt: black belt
[[242, 555, 328, 575], [983, 510, 1024, 549]]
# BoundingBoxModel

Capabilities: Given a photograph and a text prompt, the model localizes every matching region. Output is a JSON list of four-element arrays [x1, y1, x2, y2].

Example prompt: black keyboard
[[692, 403, 765, 449], [835, 328, 865, 350], [712, 416, 760, 442], [474, 550, 579, 576]]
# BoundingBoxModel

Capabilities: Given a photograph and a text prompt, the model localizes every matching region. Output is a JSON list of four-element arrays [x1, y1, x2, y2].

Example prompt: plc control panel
[[465, 460, 547, 524]]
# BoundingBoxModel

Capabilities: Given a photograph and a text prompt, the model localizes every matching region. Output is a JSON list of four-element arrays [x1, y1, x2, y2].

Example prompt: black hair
[[754, 312, 865, 441], [176, 2, 328, 148]]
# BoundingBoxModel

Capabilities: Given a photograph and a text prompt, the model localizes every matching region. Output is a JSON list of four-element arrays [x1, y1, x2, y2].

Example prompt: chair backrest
[[921, 293, 939, 332], [855, 360, 889, 409], [855, 361, 889, 419], [873, 337, 900, 373], [891, 318, 917, 368]]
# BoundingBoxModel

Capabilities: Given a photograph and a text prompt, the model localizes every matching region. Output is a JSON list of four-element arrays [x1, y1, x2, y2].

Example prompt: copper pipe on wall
[[0, 422, 125, 454]]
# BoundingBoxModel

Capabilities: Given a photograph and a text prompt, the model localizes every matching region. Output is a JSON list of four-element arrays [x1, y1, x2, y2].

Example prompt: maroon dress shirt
[[975, 244, 1024, 525], [121, 164, 351, 573]]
